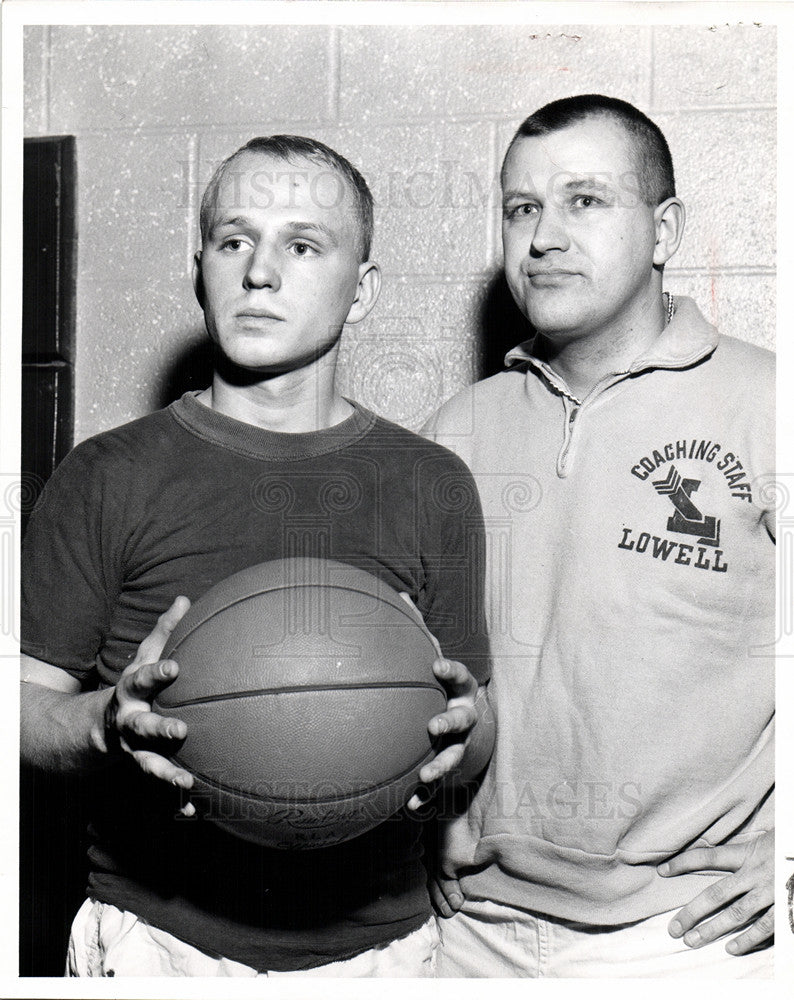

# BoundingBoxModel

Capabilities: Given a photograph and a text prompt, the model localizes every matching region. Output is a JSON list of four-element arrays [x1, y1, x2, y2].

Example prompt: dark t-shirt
[[22, 393, 489, 972]]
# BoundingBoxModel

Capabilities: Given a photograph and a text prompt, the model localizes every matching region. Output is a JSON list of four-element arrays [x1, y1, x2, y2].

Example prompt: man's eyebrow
[[502, 187, 540, 203], [281, 221, 339, 245], [209, 215, 254, 235], [209, 217, 339, 245], [559, 177, 615, 194]]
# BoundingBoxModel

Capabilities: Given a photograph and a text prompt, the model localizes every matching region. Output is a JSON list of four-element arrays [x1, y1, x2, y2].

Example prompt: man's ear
[[192, 251, 205, 310], [653, 197, 686, 267], [345, 260, 382, 326]]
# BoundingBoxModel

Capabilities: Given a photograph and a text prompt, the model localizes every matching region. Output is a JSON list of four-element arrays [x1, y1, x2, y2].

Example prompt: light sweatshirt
[[424, 297, 775, 923]]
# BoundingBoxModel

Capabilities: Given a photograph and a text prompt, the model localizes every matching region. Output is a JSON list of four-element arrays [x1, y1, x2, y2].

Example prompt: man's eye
[[573, 195, 598, 208], [505, 203, 538, 219], [290, 242, 315, 256], [220, 238, 248, 252]]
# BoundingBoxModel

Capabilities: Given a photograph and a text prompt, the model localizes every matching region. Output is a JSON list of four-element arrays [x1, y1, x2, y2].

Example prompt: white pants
[[66, 898, 438, 977], [436, 897, 773, 978]]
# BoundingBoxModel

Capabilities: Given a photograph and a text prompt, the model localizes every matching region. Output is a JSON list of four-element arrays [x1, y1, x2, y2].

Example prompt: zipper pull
[[558, 404, 580, 478]]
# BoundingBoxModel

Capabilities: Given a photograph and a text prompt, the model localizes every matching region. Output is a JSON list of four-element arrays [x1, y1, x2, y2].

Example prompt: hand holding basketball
[[154, 559, 462, 848], [104, 596, 194, 790], [407, 657, 481, 810]]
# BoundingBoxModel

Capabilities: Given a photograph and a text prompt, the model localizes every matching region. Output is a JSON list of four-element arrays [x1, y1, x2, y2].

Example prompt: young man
[[20, 136, 491, 977], [425, 95, 774, 978]]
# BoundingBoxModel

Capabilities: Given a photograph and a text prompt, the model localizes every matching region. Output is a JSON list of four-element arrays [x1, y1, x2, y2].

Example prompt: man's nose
[[243, 245, 281, 291], [530, 206, 570, 255]]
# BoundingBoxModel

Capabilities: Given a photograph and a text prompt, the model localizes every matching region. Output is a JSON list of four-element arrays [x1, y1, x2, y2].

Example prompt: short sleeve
[[21, 441, 124, 685]]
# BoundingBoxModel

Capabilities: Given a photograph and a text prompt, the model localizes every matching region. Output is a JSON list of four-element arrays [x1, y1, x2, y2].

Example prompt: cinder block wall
[[24, 23, 776, 443]]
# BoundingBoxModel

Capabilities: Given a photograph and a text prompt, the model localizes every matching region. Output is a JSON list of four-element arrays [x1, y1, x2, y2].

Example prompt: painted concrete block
[[74, 279, 204, 442], [340, 25, 652, 122], [658, 110, 774, 270], [652, 24, 775, 108], [665, 271, 775, 351], [76, 132, 193, 287], [24, 26, 47, 135], [49, 25, 331, 131], [336, 123, 493, 275], [337, 279, 486, 430]]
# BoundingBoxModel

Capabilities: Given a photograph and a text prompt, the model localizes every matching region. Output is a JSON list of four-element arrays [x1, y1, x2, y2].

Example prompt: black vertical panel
[[23, 135, 76, 362], [22, 135, 76, 526], [21, 135, 84, 978], [21, 366, 73, 502]]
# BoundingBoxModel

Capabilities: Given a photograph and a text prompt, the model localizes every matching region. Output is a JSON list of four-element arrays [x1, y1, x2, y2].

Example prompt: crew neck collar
[[169, 391, 377, 462]]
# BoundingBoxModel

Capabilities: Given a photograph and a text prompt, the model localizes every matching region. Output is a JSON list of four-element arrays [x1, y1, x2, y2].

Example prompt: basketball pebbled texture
[[154, 558, 446, 850]]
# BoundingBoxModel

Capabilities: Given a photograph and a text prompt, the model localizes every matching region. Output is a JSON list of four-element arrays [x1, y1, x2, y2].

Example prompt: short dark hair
[[504, 94, 676, 206], [199, 135, 374, 260]]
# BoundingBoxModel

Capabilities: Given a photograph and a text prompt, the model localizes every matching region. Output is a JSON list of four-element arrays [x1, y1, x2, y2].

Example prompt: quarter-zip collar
[[502, 296, 720, 478], [504, 296, 719, 394]]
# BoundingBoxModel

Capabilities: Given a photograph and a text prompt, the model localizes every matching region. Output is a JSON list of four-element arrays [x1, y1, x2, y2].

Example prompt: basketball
[[154, 557, 446, 850]]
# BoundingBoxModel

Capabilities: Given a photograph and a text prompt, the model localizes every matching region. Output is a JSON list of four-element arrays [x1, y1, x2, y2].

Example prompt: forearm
[[21, 681, 115, 772]]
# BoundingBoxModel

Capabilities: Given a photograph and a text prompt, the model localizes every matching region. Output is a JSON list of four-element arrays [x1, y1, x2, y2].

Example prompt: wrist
[[90, 687, 119, 757]]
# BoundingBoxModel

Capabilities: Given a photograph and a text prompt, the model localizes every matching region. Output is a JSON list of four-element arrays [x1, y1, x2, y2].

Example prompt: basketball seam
[[172, 745, 437, 804], [165, 582, 434, 655], [161, 680, 444, 708]]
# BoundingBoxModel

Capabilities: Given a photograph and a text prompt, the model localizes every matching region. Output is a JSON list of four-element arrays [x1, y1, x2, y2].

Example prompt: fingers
[[428, 659, 478, 738], [121, 706, 186, 743], [433, 657, 477, 700], [673, 893, 772, 952], [726, 907, 774, 955], [111, 652, 191, 792], [429, 703, 476, 738], [672, 886, 769, 948], [132, 596, 191, 666], [127, 747, 194, 789], [666, 871, 773, 948], [408, 739, 469, 809], [406, 789, 432, 812], [662, 832, 774, 956], [667, 875, 741, 941], [119, 658, 181, 702], [428, 874, 464, 919], [98, 600, 194, 792], [658, 844, 745, 877], [408, 660, 481, 807], [418, 742, 465, 785]]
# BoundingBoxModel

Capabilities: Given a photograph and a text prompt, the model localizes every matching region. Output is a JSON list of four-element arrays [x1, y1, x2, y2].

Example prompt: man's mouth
[[527, 269, 579, 279], [526, 270, 580, 287], [236, 309, 284, 322]]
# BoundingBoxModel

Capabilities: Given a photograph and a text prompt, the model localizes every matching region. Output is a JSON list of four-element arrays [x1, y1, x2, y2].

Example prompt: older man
[[426, 94, 774, 978]]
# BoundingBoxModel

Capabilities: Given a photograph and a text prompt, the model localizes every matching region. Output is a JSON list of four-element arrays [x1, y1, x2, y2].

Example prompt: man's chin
[[213, 346, 339, 383], [524, 309, 584, 337], [212, 346, 287, 383]]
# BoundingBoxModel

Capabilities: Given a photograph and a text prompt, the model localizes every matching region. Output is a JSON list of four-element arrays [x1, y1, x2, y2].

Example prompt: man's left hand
[[406, 657, 480, 811], [658, 829, 774, 955]]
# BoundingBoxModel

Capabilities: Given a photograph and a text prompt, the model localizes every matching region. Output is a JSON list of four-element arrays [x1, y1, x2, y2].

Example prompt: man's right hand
[[21, 596, 193, 789], [104, 596, 194, 789]]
